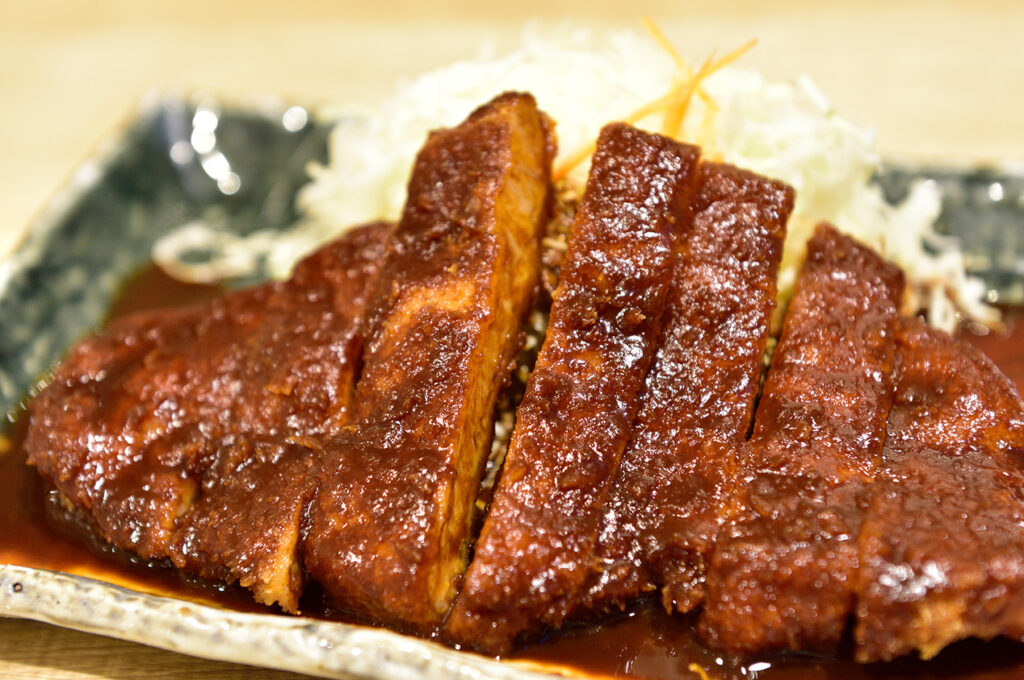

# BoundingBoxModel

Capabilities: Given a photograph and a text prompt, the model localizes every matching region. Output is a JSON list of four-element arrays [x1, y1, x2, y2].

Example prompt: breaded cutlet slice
[[304, 92, 554, 633], [445, 123, 701, 654], [26, 223, 390, 611], [855, 318, 1024, 661], [700, 224, 904, 654], [581, 163, 792, 617]]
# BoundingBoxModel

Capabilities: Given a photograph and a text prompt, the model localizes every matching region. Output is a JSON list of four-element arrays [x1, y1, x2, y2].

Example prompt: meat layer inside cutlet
[[170, 437, 318, 610], [700, 223, 904, 655], [303, 92, 554, 633], [855, 318, 1024, 662], [26, 222, 389, 611], [445, 123, 701, 654], [581, 163, 792, 617]]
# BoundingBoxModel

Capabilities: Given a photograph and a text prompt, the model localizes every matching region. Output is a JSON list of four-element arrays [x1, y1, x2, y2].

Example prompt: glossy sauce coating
[[6, 262, 1024, 678], [701, 224, 905, 654], [855, 318, 1024, 661], [582, 163, 792, 617], [24, 223, 389, 611], [445, 124, 701, 654], [303, 92, 554, 633]]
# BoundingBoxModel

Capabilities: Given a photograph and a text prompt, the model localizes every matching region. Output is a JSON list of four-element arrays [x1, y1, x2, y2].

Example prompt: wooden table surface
[[2, 1, 1023, 678]]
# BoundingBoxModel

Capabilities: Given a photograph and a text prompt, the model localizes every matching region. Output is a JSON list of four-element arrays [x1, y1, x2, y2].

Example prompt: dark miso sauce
[[3, 267, 1024, 679]]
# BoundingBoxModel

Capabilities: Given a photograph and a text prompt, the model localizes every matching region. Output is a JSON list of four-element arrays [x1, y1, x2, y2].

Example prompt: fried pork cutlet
[[445, 123, 701, 654], [581, 163, 792, 617], [303, 92, 554, 633], [854, 318, 1024, 662], [700, 224, 904, 655], [25, 222, 390, 611]]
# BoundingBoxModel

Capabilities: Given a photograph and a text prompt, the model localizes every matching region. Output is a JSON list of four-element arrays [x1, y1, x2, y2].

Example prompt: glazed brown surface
[[303, 92, 554, 633], [5, 270, 1024, 678], [23, 222, 389, 612], [581, 163, 793, 617], [854, 318, 1024, 662], [445, 124, 701, 654], [701, 224, 905, 655]]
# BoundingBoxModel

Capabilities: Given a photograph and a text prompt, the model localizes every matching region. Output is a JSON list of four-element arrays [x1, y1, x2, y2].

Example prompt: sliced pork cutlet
[[25, 222, 389, 611], [581, 163, 792, 617], [854, 318, 1024, 662], [303, 92, 554, 633], [445, 123, 701, 655], [700, 224, 905, 655]]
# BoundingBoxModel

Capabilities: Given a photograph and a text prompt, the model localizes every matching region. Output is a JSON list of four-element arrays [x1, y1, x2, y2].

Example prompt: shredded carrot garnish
[[662, 50, 715, 139], [623, 89, 681, 123], [551, 21, 757, 183], [661, 39, 757, 139], [709, 38, 758, 73]]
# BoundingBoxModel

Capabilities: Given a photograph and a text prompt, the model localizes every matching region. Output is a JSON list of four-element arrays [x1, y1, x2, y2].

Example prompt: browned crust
[[580, 162, 792, 617], [700, 223, 904, 655], [25, 222, 390, 611], [854, 318, 1024, 662], [444, 123, 701, 654], [303, 92, 554, 633], [169, 438, 318, 611]]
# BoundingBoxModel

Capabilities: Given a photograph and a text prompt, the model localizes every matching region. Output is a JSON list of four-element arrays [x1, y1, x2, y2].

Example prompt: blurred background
[[2, 0, 1023, 259]]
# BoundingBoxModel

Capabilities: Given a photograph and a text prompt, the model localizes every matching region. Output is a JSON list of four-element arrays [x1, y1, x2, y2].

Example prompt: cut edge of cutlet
[[444, 122, 701, 654], [302, 91, 554, 633], [579, 161, 793, 620], [699, 222, 905, 655]]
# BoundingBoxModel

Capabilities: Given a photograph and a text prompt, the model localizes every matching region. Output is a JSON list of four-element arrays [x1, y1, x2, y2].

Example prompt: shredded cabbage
[[154, 24, 995, 330]]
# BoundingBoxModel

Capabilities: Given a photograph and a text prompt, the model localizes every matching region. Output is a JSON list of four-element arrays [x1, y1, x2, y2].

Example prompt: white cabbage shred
[[154, 25, 995, 330]]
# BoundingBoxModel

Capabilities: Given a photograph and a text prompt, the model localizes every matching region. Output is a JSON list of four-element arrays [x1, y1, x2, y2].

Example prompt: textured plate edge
[[0, 564, 585, 680]]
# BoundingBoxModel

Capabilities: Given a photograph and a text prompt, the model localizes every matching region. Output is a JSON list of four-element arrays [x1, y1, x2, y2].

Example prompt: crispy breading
[[855, 318, 1024, 661], [26, 223, 389, 611], [445, 123, 701, 654], [582, 163, 792, 617], [303, 92, 554, 633], [700, 224, 904, 654]]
